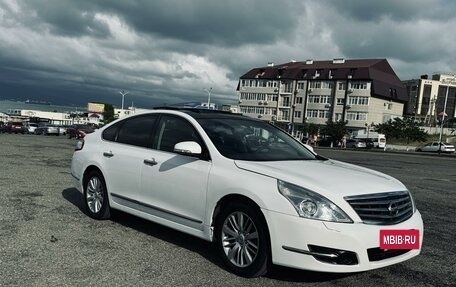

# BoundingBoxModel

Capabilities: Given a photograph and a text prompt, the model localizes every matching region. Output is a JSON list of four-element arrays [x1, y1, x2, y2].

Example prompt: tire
[[214, 202, 270, 278], [416, 149, 422, 152], [83, 171, 111, 220]]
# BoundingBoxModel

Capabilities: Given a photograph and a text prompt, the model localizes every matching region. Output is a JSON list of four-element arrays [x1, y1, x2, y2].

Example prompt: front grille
[[344, 191, 413, 225], [367, 248, 411, 261]]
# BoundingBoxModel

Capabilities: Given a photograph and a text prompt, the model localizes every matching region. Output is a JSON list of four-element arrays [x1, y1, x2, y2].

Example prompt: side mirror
[[174, 141, 202, 155]]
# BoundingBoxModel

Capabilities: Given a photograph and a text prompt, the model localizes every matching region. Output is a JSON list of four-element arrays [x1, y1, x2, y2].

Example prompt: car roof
[[152, 107, 257, 121]]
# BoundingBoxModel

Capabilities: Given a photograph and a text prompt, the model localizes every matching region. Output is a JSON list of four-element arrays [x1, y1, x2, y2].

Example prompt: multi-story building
[[237, 59, 407, 135], [403, 74, 456, 125]]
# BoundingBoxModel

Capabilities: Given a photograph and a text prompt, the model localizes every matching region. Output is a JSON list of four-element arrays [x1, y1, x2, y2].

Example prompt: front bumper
[[263, 209, 423, 273]]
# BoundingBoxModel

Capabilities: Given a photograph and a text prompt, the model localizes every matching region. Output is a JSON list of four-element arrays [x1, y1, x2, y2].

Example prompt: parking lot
[[0, 134, 455, 286]]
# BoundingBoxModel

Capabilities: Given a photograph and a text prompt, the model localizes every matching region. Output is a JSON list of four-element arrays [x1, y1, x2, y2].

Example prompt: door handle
[[143, 158, 158, 166], [103, 151, 114, 158]]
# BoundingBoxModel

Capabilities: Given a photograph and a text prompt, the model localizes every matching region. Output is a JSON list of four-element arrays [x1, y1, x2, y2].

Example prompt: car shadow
[[62, 187, 357, 283]]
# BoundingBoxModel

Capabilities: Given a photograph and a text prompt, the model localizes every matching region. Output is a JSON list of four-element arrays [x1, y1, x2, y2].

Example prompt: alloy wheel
[[86, 176, 104, 214], [221, 211, 259, 268]]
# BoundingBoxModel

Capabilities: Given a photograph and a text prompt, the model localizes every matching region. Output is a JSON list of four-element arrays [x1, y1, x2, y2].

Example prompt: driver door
[[140, 115, 211, 230]]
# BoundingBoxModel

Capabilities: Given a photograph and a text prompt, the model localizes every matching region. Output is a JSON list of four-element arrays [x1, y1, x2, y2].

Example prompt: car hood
[[234, 159, 405, 197]]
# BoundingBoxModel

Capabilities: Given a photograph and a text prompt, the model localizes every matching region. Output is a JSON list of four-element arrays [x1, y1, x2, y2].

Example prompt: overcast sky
[[1, 0, 455, 108]]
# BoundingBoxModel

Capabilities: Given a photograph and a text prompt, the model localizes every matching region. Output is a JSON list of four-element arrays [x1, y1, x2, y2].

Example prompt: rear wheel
[[215, 202, 270, 278], [83, 171, 111, 220]]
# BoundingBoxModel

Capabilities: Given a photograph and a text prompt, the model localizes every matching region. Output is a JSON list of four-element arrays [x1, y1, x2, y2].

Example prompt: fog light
[[299, 199, 317, 216]]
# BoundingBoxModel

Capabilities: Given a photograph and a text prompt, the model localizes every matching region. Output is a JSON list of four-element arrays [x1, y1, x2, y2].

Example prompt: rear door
[[100, 115, 158, 202]]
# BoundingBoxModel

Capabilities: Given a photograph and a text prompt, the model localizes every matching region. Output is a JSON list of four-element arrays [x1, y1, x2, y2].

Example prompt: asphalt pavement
[[0, 134, 454, 286]]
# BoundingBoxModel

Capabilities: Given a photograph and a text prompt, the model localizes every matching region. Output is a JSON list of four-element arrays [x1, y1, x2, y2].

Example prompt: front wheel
[[215, 202, 270, 278], [83, 171, 111, 220]]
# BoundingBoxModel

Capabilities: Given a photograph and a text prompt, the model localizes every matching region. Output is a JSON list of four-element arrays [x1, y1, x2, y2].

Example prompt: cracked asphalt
[[0, 134, 454, 286]]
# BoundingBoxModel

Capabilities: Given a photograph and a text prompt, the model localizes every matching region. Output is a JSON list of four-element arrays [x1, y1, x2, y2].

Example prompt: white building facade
[[237, 59, 407, 134], [403, 74, 456, 125]]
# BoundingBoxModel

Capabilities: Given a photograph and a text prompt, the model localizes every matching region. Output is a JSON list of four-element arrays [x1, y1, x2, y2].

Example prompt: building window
[[309, 81, 321, 89], [320, 95, 332, 104], [306, 109, 329, 119], [283, 82, 293, 93], [308, 95, 332, 104], [297, 82, 306, 90], [254, 107, 264, 114], [279, 109, 290, 121], [294, 111, 302, 118], [265, 108, 277, 115], [335, 113, 342, 121], [336, 98, 345, 105], [318, 110, 330, 118], [348, 96, 369, 105], [346, 112, 368, 121], [350, 81, 368, 90], [295, 97, 303, 104], [281, 96, 291, 107], [307, 109, 318, 118], [308, 95, 320, 104], [267, 81, 278, 88], [338, 82, 346, 90], [321, 81, 334, 89]]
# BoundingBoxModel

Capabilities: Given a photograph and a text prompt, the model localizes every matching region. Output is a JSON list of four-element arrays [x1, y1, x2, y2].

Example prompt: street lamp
[[203, 87, 212, 109], [119, 90, 129, 110]]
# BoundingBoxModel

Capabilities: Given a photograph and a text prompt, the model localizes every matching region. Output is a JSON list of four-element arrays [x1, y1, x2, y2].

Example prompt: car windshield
[[198, 118, 317, 161]]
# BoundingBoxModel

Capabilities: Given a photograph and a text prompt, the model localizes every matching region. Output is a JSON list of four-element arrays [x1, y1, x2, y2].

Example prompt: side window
[[102, 122, 122, 142], [116, 115, 158, 148], [154, 115, 202, 153]]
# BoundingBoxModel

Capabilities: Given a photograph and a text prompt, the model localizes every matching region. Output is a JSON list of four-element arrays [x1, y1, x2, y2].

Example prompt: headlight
[[278, 180, 353, 223]]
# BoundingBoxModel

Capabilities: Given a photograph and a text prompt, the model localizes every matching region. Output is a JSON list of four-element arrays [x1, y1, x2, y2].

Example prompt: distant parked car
[[0, 121, 5, 133], [4, 122, 26, 134], [361, 139, 375, 149], [35, 124, 60, 136], [67, 124, 95, 139], [415, 142, 455, 153], [58, 125, 69, 136], [346, 139, 367, 149], [24, 122, 38, 134]]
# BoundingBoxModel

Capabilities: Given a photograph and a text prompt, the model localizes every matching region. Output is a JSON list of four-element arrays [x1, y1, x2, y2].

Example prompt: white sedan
[[71, 108, 423, 277], [416, 141, 455, 153]]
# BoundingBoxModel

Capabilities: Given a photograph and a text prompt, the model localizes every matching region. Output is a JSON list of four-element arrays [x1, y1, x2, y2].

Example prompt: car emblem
[[387, 202, 399, 217]]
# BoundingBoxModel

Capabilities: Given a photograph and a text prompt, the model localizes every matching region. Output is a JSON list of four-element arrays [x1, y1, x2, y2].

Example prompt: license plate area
[[380, 229, 420, 250]]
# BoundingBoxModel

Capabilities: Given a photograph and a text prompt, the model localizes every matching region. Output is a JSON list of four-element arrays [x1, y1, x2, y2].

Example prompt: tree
[[321, 120, 348, 143], [304, 122, 320, 137], [375, 117, 428, 144], [103, 104, 115, 125]]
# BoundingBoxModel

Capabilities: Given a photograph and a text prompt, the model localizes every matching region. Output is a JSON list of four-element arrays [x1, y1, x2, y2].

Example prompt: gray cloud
[[0, 0, 455, 108]]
